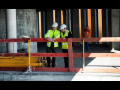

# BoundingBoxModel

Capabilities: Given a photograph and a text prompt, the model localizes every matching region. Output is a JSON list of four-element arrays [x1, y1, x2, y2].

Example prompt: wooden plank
[[83, 37, 120, 42], [73, 53, 120, 57], [71, 37, 120, 42], [0, 57, 39, 59], [0, 67, 27, 71], [85, 53, 120, 57], [73, 68, 82, 72], [0, 53, 27, 57], [0, 53, 119, 58], [72, 38, 82, 42], [0, 60, 39, 63], [31, 53, 68, 57], [73, 53, 82, 57], [98, 9, 102, 44], [31, 38, 67, 42], [0, 37, 119, 43], [0, 63, 39, 67], [0, 38, 30, 43], [84, 68, 120, 73], [68, 38, 74, 72], [32, 67, 69, 72]]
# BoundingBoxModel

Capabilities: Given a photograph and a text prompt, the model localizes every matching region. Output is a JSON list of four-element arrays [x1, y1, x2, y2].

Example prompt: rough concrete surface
[[0, 71, 120, 81]]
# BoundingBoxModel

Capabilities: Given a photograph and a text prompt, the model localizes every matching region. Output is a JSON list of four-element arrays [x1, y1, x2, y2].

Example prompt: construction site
[[0, 9, 120, 81]]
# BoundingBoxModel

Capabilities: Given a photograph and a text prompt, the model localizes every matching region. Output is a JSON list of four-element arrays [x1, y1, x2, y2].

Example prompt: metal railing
[[0, 37, 120, 73]]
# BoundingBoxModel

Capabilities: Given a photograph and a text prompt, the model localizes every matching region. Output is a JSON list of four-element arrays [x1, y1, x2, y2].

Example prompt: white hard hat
[[59, 24, 67, 30], [52, 22, 58, 27]]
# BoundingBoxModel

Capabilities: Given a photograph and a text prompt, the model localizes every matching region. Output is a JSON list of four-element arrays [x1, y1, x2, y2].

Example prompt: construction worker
[[59, 24, 72, 68], [82, 25, 91, 51], [44, 22, 60, 67]]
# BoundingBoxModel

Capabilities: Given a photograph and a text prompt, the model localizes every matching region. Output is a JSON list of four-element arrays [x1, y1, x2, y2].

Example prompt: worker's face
[[52, 27, 57, 30], [61, 28, 66, 33]]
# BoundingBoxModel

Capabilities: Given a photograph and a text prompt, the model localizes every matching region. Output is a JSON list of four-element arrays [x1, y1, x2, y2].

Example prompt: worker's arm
[[53, 30, 60, 41], [82, 31, 84, 38], [44, 30, 50, 39], [65, 31, 72, 39], [55, 31, 60, 38], [87, 28, 91, 33]]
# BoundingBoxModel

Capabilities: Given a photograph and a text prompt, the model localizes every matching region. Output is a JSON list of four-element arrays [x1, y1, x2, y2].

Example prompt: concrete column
[[102, 9, 106, 45], [16, 9, 37, 53], [43, 11, 46, 36], [69, 9, 71, 31], [111, 9, 120, 50], [91, 9, 95, 37], [0, 9, 7, 53], [46, 9, 53, 31], [36, 11, 39, 38], [81, 9, 84, 34], [84, 9, 87, 27], [95, 9, 98, 44], [91, 9, 95, 44], [106, 9, 109, 44], [66, 9, 69, 30], [6, 9, 17, 53], [71, 9, 80, 46], [108, 9, 112, 49]]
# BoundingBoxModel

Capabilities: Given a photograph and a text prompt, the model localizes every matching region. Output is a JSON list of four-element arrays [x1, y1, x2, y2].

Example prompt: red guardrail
[[0, 37, 120, 73]]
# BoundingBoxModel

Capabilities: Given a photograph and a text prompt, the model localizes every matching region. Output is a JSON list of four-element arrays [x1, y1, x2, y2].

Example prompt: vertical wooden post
[[28, 40, 31, 69], [98, 9, 102, 44], [53, 10, 55, 23], [39, 11, 42, 38], [82, 39, 85, 70], [79, 9, 81, 38], [68, 38, 74, 72], [61, 10, 63, 24], [81, 39, 86, 73]]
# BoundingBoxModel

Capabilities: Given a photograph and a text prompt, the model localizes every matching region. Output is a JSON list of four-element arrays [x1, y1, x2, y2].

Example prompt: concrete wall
[[102, 9, 107, 45], [46, 9, 53, 32], [71, 9, 80, 46], [111, 9, 120, 50], [0, 9, 37, 53], [16, 9, 37, 53], [0, 9, 7, 53], [1, 72, 120, 81]]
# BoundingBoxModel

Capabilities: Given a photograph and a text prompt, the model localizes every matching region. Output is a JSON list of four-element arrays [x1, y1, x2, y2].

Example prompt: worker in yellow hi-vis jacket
[[59, 24, 72, 68], [44, 22, 60, 67]]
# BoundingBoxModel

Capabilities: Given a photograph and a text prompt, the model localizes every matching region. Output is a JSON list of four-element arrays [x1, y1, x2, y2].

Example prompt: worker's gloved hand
[[53, 38, 56, 41], [46, 37, 53, 42], [62, 37, 66, 40], [46, 37, 50, 40]]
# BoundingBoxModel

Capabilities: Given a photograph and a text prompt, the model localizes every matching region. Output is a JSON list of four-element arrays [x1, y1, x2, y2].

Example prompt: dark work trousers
[[46, 42, 56, 67], [85, 42, 89, 51], [62, 49, 69, 68]]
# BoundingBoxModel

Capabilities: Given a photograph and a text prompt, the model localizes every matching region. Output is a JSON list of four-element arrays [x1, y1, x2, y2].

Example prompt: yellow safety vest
[[61, 30, 71, 49], [44, 29, 60, 47]]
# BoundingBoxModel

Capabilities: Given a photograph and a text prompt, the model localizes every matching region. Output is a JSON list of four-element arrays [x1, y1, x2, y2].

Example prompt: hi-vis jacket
[[44, 29, 60, 47], [82, 27, 91, 38], [61, 30, 72, 49]]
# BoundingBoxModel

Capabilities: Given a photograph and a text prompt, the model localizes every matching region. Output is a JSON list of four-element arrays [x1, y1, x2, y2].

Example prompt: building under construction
[[0, 9, 119, 53], [0, 9, 120, 81]]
